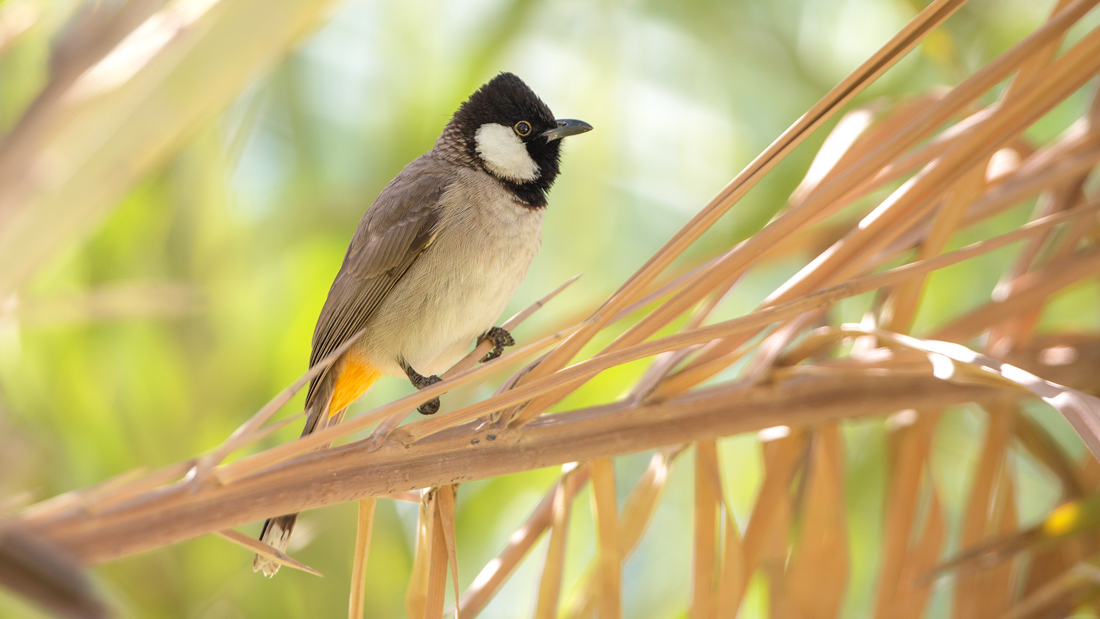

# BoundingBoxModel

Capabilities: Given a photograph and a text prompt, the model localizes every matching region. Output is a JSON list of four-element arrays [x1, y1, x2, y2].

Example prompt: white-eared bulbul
[[255, 72, 592, 575]]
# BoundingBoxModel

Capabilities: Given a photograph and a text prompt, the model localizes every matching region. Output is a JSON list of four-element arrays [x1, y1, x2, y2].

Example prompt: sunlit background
[[0, 0, 1094, 616]]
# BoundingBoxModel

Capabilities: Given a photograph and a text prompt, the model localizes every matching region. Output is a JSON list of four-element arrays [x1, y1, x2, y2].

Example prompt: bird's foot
[[478, 326, 515, 363], [404, 366, 443, 415]]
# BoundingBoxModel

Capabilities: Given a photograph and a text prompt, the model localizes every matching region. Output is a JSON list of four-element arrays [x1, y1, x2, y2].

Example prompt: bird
[[254, 72, 592, 576]]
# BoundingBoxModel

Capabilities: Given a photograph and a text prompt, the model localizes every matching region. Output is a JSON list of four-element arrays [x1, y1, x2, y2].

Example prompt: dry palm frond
[[349, 498, 377, 619], [6, 0, 1100, 617], [590, 458, 621, 619]]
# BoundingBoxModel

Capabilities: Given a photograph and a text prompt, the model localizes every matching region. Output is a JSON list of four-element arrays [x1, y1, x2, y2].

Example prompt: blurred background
[[0, 0, 1094, 616]]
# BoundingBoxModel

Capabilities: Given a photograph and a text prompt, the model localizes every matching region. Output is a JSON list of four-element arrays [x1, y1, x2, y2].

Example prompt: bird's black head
[[438, 72, 592, 207]]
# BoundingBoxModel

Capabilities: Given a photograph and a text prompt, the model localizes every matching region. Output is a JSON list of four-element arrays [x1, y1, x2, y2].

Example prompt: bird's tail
[[254, 514, 299, 577], [253, 355, 382, 577], [252, 382, 331, 577]]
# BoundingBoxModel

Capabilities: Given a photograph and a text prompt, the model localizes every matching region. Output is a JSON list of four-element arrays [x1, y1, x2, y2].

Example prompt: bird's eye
[[514, 121, 532, 137]]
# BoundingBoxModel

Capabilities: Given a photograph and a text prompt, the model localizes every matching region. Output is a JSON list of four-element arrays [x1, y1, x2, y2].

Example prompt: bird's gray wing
[[304, 157, 453, 407]]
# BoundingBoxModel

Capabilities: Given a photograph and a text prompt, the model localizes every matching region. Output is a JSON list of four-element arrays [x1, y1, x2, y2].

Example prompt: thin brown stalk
[[1001, 562, 1100, 619], [648, 5, 1100, 396], [786, 425, 848, 619], [213, 529, 321, 577], [739, 432, 803, 598], [797, 0, 1098, 226], [992, 87, 1100, 350], [694, 439, 744, 618], [534, 473, 571, 619], [676, 98, 1100, 395], [977, 453, 1018, 617], [591, 458, 621, 619], [436, 486, 460, 619], [690, 441, 719, 619], [760, 464, 793, 618], [349, 498, 377, 619], [842, 325, 1100, 459], [425, 496, 450, 619], [198, 327, 369, 476], [933, 247, 1100, 343], [873, 412, 938, 618], [21, 363, 1030, 563], [562, 448, 683, 619], [956, 404, 1012, 619], [715, 505, 745, 619], [216, 321, 590, 484], [407, 491, 434, 619], [1014, 406, 1085, 498], [885, 143, 1100, 259], [894, 489, 946, 619], [456, 465, 590, 618], [394, 200, 1100, 444], [504, 0, 969, 426], [883, 166, 985, 332]]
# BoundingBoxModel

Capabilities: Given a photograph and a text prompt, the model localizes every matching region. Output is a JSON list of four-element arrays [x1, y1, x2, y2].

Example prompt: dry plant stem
[[534, 474, 571, 619], [634, 0, 1092, 349], [846, 325, 1100, 459], [994, 88, 1100, 349], [760, 441, 796, 617], [716, 507, 745, 617], [455, 465, 590, 619], [630, 272, 741, 402], [349, 498, 376, 619], [1001, 562, 1100, 619], [791, 0, 1098, 225], [1013, 407, 1086, 497], [22, 363, 1047, 563], [955, 404, 1013, 618], [789, 425, 849, 619], [147, 198, 1087, 479], [407, 490, 434, 619], [214, 321, 590, 484], [563, 449, 682, 619], [436, 485, 460, 619], [933, 247, 1100, 343], [690, 441, 719, 619], [682, 25, 1100, 383], [503, 0, 969, 425], [873, 412, 938, 617], [790, 96, 934, 208], [213, 529, 321, 576], [20, 458, 193, 522], [882, 144, 1100, 260], [591, 458, 621, 619], [694, 438, 746, 617], [198, 327, 369, 475], [425, 498, 449, 619], [894, 491, 946, 619], [883, 165, 985, 332], [668, 108, 1100, 397], [738, 433, 804, 597], [399, 200, 1100, 444]]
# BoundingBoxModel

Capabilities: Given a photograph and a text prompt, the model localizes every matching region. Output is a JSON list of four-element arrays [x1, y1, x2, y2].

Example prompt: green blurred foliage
[[0, 0, 1095, 617]]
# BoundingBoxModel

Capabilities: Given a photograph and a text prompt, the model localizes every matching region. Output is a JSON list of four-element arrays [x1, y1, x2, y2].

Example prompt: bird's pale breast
[[357, 168, 543, 376]]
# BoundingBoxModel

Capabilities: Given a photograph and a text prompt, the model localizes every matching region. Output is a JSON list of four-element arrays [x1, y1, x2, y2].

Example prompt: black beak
[[542, 118, 593, 141]]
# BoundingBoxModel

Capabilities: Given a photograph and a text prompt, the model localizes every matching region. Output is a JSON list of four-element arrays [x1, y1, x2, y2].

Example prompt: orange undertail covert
[[329, 352, 381, 416]]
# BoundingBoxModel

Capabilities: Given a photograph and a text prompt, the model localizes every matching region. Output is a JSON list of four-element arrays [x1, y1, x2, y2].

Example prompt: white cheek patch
[[474, 123, 540, 182]]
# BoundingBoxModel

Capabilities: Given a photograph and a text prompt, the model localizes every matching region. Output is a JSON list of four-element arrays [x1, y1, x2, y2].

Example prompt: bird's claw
[[478, 326, 515, 363], [404, 366, 443, 415]]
